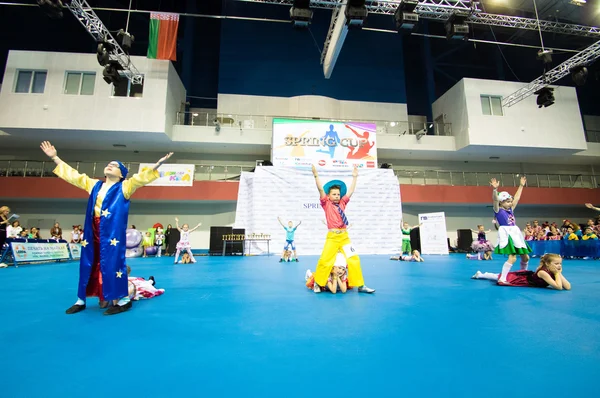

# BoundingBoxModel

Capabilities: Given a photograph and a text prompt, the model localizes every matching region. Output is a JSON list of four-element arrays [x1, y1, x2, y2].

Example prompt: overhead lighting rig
[[345, 0, 368, 29], [445, 12, 470, 40], [394, 0, 419, 31], [289, 0, 313, 28]]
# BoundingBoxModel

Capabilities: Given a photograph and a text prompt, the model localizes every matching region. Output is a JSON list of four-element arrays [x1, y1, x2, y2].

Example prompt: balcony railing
[[1, 161, 598, 189], [176, 111, 453, 137]]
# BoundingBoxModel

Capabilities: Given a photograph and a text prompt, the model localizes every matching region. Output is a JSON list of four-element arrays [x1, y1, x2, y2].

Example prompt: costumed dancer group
[[471, 177, 571, 290], [37, 139, 571, 314]]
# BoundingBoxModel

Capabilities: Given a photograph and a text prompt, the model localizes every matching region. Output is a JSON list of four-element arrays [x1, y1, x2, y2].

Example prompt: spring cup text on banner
[[418, 212, 449, 255], [138, 163, 195, 187], [271, 118, 378, 170], [10, 242, 71, 263], [234, 167, 402, 255]]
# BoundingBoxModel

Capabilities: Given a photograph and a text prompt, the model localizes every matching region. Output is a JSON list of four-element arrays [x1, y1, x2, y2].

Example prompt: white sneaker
[[471, 270, 482, 279], [313, 284, 321, 293], [358, 285, 375, 293], [0, 263, 8, 268], [304, 269, 312, 281]]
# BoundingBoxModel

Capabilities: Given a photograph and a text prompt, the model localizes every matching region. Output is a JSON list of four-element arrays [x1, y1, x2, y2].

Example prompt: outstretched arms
[[585, 203, 600, 212], [347, 166, 358, 198], [41, 141, 97, 193], [490, 178, 500, 213], [312, 165, 326, 198], [512, 176, 527, 209]]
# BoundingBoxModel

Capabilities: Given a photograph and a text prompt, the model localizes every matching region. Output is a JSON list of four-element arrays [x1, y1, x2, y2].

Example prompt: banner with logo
[[418, 212, 449, 255], [272, 118, 378, 170], [138, 163, 195, 187], [69, 243, 82, 260], [234, 167, 401, 255], [10, 242, 71, 263]]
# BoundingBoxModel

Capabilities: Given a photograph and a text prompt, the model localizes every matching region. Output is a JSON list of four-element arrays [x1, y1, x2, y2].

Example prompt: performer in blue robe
[[40, 141, 173, 315]]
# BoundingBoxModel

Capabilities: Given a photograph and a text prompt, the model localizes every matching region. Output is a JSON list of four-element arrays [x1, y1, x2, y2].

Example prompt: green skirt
[[494, 236, 532, 255]]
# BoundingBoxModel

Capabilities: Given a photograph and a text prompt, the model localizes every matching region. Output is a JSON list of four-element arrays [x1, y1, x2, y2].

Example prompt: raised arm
[[175, 217, 182, 232], [312, 165, 326, 198], [512, 176, 526, 209], [122, 152, 173, 199], [277, 217, 285, 227], [295, 220, 302, 228], [347, 166, 358, 198], [189, 222, 202, 232], [490, 178, 500, 213], [41, 141, 98, 193], [585, 203, 600, 212]]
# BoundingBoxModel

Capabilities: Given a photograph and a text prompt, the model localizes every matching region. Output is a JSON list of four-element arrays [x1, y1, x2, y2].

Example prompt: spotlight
[[537, 49, 553, 65], [290, 0, 313, 29], [569, 0, 586, 5], [102, 61, 122, 85], [96, 42, 112, 66], [117, 30, 135, 54], [394, 0, 419, 31], [445, 13, 469, 40], [534, 87, 555, 108], [37, 0, 65, 19], [571, 65, 588, 86], [345, 0, 368, 29]]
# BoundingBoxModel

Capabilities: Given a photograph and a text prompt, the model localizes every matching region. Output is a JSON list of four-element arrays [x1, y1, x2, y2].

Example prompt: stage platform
[[1, 253, 598, 397]]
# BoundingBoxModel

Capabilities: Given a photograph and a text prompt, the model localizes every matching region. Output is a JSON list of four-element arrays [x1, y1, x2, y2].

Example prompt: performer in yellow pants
[[313, 230, 364, 288], [311, 164, 374, 293]]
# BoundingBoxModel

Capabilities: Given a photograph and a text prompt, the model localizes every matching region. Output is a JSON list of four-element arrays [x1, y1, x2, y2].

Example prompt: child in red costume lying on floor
[[471, 253, 571, 290]]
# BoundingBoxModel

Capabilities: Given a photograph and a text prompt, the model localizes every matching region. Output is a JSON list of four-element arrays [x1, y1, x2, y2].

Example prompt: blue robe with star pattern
[[78, 180, 129, 301]]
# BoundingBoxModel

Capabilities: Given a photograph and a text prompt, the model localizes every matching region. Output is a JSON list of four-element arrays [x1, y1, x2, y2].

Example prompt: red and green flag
[[147, 12, 179, 61]]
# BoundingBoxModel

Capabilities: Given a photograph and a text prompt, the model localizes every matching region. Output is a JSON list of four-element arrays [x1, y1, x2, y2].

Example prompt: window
[[64, 72, 96, 95], [14, 70, 47, 93], [112, 77, 144, 98], [480, 95, 503, 116]]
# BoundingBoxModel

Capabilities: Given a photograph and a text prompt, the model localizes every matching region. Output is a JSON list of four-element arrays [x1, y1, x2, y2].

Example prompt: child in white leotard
[[174, 217, 202, 264]]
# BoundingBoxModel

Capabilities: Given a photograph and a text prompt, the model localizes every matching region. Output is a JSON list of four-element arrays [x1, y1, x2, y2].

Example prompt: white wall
[[0, 50, 183, 135], [432, 79, 469, 149], [464, 78, 587, 151], [164, 62, 187, 138], [217, 93, 408, 122]]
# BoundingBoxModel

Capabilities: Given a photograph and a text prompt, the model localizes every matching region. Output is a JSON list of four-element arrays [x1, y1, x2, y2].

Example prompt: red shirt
[[321, 195, 349, 229]]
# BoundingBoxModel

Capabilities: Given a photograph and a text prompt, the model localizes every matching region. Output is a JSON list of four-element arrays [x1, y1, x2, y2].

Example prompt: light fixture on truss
[[289, 0, 313, 28], [445, 13, 470, 40], [345, 0, 368, 29], [394, 0, 419, 32]]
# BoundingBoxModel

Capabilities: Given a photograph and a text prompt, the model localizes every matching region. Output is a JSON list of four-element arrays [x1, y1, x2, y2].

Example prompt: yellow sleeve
[[122, 168, 160, 199], [53, 162, 99, 194]]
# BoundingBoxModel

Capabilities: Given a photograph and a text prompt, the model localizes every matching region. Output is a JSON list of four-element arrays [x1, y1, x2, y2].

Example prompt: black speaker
[[456, 229, 473, 252], [209, 226, 233, 256], [231, 228, 245, 255], [410, 227, 421, 253]]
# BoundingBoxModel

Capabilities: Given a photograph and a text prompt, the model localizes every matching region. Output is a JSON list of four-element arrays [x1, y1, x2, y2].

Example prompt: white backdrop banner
[[138, 163, 195, 187], [418, 212, 449, 255], [234, 167, 402, 255], [271, 118, 378, 170]]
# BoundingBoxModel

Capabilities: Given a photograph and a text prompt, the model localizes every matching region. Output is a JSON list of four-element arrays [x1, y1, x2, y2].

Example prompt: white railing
[[1, 161, 598, 188]]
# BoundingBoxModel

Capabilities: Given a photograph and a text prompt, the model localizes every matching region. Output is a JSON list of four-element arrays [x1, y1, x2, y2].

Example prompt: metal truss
[[67, 0, 143, 84], [320, 0, 344, 65], [236, 0, 600, 38], [502, 40, 600, 108]]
